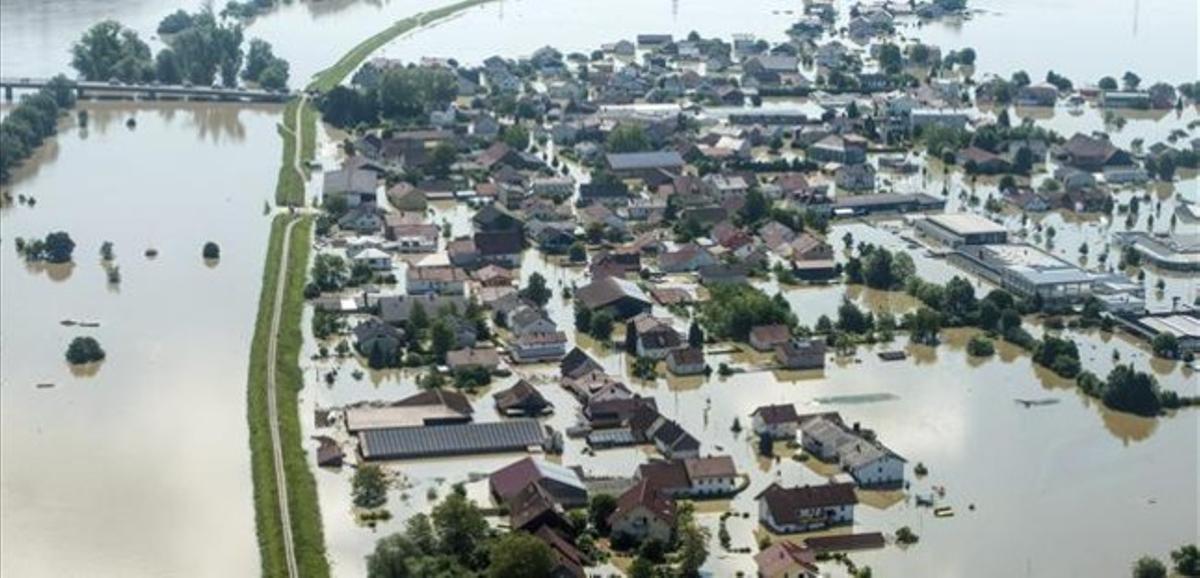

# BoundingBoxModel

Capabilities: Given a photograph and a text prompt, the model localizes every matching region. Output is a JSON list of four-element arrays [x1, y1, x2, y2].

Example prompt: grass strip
[[246, 216, 328, 578], [306, 0, 495, 92]]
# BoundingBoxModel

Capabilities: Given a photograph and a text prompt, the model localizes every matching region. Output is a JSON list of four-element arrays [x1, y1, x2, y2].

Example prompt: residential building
[[406, 264, 469, 295], [608, 478, 676, 545], [493, 380, 554, 417], [489, 457, 587, 508], [756, 482, 858, 533], [750, 324, 792, 352], [755, 541, 819, 578], [775, 338, 826, 370], [751, 404, 800, 439], [666, 347, 707, 376]]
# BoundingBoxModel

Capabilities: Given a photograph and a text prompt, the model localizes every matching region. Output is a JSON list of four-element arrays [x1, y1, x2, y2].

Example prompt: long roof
[[359, 420, 546, 460], [606, 151, 685, 171]]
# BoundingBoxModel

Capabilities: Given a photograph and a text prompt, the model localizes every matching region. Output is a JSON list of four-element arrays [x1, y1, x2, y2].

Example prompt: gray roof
[[323, 167, 378, 195], [606, 151, 685, 171], [360, 420, 547, 460]]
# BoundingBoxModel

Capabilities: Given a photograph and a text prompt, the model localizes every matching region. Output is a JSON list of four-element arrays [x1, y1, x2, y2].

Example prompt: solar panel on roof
[[360, 420, 547, 460]]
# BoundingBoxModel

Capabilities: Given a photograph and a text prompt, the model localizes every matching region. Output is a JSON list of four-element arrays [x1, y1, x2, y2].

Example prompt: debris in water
[[144, 248, 158, 258], [36, 383, 55, 389]]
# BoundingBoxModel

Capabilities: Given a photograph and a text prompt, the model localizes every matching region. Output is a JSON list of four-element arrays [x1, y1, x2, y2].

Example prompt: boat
[[36, 383, 55, 389], [934, 506, 954, 518]]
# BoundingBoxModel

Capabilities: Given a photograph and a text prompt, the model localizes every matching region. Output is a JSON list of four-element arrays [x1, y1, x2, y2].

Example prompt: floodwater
[[1, 0, 1197, 577], [0, 103, 281, 576], [909, 0, 1199, 83]]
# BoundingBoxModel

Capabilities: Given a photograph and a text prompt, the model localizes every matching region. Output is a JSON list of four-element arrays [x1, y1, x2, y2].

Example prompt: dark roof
[[609, 478, 676, 527], [757, 483, 858, 524], [474, 230, 523, 256], [667, 347, 705, 366], [360, 420, 547, 460], [579, 182, 629, 201], [395, 388, 474, 416], [751, 403, 798, 425], [508, 482, 563, 531], [606, 151, 685, 171], [651, 419, 699, 454], [535, 526, 586, 578], [638, 460, 691, 492], [561, 347, 603, 379], [493, 379, 551, 412], [575, 277, 651, 310]]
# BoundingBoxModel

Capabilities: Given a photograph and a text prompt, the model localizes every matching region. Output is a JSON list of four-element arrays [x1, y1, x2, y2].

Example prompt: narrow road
[[267, 94, 309, 578], [267, 215, 300, 578]]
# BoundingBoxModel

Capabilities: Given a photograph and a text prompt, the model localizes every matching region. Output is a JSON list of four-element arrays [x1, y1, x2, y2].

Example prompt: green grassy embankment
[[306, 0, 495, 92], [245, 216, 327, 578]]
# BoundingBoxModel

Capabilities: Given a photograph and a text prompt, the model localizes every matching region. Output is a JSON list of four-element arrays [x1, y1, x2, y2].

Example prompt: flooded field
[[0, 103, 280, 577]]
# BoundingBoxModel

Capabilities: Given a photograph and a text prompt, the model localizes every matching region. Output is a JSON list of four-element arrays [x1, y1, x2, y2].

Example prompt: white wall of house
[[752, 417, 797, 440], [849, 455, 905, 487]]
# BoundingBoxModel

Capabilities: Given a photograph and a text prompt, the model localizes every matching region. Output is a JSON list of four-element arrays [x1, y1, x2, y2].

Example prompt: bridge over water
[[0, 77, 293, 103]]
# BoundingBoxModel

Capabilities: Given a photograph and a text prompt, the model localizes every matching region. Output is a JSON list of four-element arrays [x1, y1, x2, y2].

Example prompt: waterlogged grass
[[306, 0, 495, 92], [246, 216, 327, 578]]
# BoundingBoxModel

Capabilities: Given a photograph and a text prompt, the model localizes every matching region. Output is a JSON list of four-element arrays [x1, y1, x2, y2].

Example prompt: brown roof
[[638, 460, 691, 492], [755, 541, 818, 577], [445, 347, 500, 369], [750, 324, 792, 346], [609, 478, 676, 528], [684, 455, 736, 480], [751, 403, 799, 425], [667, 346, 705, 366], [508, 482, 562, 531], [535, 526, 586, 578], [756, 483, 858, 525], [395, 388, 474, 416], [493, 380, 550, 412]]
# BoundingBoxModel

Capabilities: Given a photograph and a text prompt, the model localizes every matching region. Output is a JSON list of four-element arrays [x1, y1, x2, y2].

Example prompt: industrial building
[[951, 243, 1094, 304], [915, 213, 1008, 247]]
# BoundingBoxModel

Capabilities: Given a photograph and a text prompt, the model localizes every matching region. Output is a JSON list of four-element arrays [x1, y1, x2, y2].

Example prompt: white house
[[756, 482, 857, 534], [511, 331, 568, 363], [839, 441, 906, 488], [751, 404, 800, 440], [350, 248, 392, 271]]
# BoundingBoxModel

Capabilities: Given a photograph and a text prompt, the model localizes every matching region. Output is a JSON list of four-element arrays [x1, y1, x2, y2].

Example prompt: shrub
[[65, 336, 105, 364]]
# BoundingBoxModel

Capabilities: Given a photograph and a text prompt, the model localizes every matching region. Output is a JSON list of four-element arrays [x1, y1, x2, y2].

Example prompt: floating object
[[1014, 398, 1059, 408], [36, 383, 55, 389], [60, 320, 100, 328], [878, 350, 907, 361], [934, 506, 954, 518], [915, 494, 935, 507], [125, 117, 136, 128], [144, 248, 158, 258]]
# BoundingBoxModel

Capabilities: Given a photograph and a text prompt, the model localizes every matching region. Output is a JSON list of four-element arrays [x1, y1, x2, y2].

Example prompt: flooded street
[[0, 103, 280, 577], [0, 0, 1196, 576]]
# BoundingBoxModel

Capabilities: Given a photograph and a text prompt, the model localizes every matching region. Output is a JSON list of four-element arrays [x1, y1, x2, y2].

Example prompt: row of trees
[[71, 13, 288, 89], [0, 76, 76, 182], [318, 66, 459, 128]]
